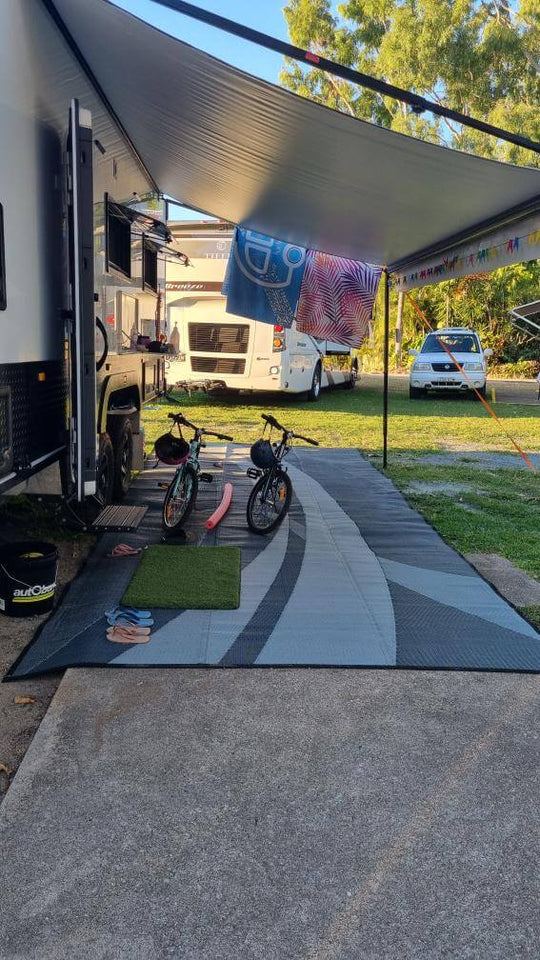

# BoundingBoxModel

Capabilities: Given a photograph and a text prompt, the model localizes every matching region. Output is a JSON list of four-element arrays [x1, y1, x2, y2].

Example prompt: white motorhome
[[166, 222, 358, 399], [0, 0, 175, 513]]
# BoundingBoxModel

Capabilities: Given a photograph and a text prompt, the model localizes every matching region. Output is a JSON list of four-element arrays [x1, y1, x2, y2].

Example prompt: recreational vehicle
[[166, 222, 358, 399], [0, 0, 174, 512]]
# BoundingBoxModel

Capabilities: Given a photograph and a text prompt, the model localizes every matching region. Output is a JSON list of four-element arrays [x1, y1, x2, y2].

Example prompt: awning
[[48, 0, 540, 280]]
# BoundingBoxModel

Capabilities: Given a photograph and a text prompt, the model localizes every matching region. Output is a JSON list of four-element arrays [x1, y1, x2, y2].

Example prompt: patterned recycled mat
[[6, 447, 539, 678]]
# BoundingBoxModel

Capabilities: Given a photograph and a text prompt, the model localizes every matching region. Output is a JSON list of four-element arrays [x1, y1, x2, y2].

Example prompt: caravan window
[[143, 237, 158, 293], [0, 205, 6, 310], [106, 198, 131, 278]]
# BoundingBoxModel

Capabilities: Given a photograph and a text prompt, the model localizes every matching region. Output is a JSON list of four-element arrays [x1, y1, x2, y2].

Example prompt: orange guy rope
[[405, 293, 536, 473]]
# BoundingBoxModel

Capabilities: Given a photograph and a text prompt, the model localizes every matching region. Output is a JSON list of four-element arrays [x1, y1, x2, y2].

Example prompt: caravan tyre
[[111, 418, 133, 499], [96, 434, 115, 507]]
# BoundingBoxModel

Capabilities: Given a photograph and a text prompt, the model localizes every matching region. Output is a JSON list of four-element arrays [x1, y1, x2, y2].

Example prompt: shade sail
[[49, 0, 540, 273]]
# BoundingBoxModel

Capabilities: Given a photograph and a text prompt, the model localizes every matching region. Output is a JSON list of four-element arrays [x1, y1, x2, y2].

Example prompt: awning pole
[[153, 0, 540, 155], [382, 268, 390, 469]]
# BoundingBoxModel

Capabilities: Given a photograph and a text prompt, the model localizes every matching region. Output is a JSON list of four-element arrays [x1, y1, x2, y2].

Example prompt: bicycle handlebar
[[204, 431, 233, 441], [261, 413, 318, 446], [261, 413, 285, 432], [167, 413, 232, 441]]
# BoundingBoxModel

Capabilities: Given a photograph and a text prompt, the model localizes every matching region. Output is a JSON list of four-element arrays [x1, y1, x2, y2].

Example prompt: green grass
[[386, 463, 540, 579], [143, 384, 539, 456], [122, 546, 241, 609]]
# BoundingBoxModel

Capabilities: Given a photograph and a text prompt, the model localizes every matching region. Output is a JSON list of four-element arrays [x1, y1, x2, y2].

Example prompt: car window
[[421, 333, 480, 354]]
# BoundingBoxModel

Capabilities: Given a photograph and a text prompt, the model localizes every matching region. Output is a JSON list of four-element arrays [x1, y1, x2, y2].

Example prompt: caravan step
[[91, 504, 148, 532]]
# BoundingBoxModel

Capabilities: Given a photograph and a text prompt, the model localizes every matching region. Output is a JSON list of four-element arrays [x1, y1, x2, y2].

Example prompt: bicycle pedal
[[157, 481, 169, 489], [199, 472, 213, 483]]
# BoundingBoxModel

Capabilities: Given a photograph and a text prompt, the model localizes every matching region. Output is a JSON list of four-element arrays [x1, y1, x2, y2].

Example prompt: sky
[[112, 0, 288, 83], [111, 1, 291, 217]]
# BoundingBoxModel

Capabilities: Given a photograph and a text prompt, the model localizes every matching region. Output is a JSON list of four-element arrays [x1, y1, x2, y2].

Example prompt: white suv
[[409, 328, 492, 399]]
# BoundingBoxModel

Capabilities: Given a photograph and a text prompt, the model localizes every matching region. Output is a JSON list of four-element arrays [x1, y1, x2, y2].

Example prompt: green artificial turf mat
[[122, 546, 241, 610]]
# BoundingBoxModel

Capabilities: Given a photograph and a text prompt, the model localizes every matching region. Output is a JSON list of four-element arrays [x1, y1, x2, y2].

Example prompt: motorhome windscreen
[[143, 238, 158, 293], [188, 322, 250, 354], [0, 205, 6, 310], [106, 199, 131, 278]]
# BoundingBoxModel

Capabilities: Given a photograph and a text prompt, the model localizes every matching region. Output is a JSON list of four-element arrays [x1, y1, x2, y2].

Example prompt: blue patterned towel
[[222, 227, 306, 327]]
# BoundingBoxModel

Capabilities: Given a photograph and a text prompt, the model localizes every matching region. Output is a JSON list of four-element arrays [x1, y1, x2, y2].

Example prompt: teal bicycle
[[156, 411, 233, 535]]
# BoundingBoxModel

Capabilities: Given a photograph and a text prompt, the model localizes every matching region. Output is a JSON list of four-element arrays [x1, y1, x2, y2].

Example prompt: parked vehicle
[[166, 223, 358, 399], [0, 0, 174, 510], [408, 328, 492, 399], [157, 412, 233, 535], [246, 413, 318, 534]]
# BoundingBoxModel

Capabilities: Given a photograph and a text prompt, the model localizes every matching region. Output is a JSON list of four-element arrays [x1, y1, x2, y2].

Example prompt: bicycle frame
[[258, 434, 290, 500], [169, 428, 203, 497]]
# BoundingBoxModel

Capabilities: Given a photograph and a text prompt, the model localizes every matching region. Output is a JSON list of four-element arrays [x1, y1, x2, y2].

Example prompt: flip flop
[[106, 625, 151, 638], [106, 544, 143, 559], [107, 628, 150, 645], [106, 614, 154, 627], [105, 606, 152, 620]]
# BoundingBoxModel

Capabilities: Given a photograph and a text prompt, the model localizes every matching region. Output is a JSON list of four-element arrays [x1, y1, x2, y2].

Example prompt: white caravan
[[166, 222, 358, 399], [0, 0, 174, 509]]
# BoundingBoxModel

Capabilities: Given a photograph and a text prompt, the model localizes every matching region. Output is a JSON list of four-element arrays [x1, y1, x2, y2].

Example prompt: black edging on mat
[[219, 496, 306, 665], [5, 446, 539, 678]]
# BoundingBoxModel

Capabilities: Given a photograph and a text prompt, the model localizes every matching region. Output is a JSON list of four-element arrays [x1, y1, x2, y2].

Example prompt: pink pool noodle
[[205, 482, 233, 530]]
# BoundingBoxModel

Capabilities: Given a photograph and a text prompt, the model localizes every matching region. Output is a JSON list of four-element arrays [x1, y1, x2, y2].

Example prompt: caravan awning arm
[[153, 0, 540, 156]]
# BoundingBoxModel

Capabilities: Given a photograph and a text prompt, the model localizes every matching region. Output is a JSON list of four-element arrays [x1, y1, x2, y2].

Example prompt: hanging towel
[[296, 251, 382, 348], [222, 227, 306, 327]]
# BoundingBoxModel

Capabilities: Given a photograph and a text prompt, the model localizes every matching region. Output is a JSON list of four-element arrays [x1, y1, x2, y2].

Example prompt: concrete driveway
[[0, 666, 538, 959]]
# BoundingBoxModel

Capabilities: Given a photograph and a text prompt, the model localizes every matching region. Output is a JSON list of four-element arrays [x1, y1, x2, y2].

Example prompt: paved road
[[0, 667, 538, 960], [361, 373, 539, 405]]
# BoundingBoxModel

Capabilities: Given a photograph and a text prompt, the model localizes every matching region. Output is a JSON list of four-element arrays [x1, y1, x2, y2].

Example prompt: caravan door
[[67, 99, 97, 500]]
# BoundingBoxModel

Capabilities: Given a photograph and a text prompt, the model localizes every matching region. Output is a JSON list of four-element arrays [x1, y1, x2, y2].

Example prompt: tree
[[281, 0, 540, 371], [281, 0, 539, 164]]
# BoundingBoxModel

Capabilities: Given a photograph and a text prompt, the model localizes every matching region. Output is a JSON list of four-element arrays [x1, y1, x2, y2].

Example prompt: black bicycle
[[246, 413, 318, 534], [156, 412, 233, 535]]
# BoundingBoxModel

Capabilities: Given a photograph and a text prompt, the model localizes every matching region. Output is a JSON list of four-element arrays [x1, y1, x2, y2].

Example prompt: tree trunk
[[395, 292, 404, 362]]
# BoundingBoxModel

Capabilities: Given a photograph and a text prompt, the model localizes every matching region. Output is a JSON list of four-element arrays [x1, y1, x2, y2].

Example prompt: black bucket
[[0, 541, 59, 617]]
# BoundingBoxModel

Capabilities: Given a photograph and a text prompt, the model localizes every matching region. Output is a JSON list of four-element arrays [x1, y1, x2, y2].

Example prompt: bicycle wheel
[[247, 471, 292, 535], [162, 465, 198, 534]]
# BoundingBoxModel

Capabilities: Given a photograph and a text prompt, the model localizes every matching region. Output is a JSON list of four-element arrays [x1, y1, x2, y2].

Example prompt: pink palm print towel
[[296, 251, 382, 348]]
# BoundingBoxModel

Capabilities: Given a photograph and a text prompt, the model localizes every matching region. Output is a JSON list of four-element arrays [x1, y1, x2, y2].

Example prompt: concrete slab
[[467, 553, 540, 607], [1, 667, 539, 959]]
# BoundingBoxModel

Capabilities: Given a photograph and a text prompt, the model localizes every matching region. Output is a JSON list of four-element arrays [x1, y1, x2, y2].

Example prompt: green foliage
[[281, 1, 540, 371], [282, 0, 539, 162]]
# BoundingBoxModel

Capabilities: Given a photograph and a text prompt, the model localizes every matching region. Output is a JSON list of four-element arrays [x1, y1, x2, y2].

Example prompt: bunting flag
[[393, 219, 540, 291], [222, 227, 306, 327], [296, 251, 382, 348]]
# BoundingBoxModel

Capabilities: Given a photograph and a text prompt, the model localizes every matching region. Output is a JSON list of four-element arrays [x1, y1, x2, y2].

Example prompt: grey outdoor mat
[[6, 447, 539, 677]]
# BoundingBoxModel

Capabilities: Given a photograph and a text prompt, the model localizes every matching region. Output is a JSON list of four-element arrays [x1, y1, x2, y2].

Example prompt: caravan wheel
[[96, 434, 114, 506], [111, 418, 133, 500]]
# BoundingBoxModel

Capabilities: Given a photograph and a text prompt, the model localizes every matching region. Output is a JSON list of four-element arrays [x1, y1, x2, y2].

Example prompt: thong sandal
[[107, 627, 151, 644], [106, 544, 143, 559], [106, 614, 154, 628], [105, 606, 152, 620]]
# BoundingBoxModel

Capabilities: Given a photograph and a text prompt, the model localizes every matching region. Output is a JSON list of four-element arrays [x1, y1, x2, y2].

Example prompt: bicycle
[[246, 413, 319, 535], [156, 411, 233, 535]]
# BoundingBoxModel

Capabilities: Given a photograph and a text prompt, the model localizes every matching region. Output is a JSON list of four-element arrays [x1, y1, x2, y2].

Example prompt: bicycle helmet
[[154, 432, 190, 465], [250, 439, 276, 469]]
